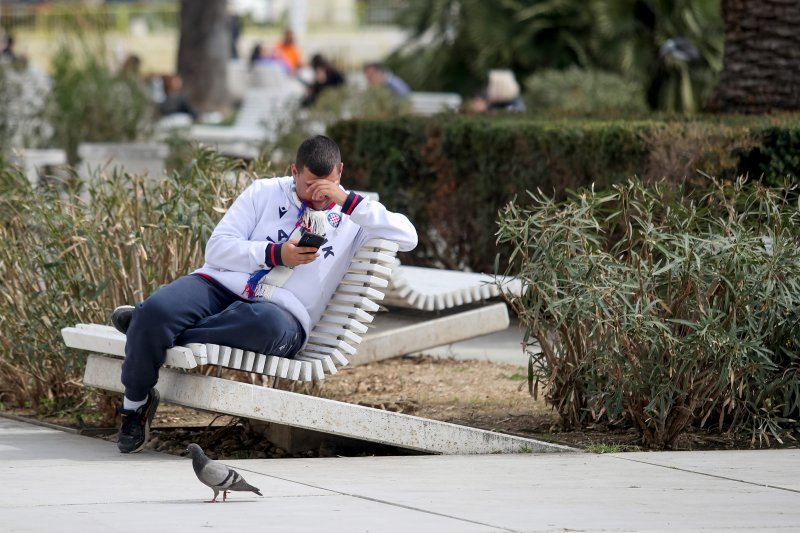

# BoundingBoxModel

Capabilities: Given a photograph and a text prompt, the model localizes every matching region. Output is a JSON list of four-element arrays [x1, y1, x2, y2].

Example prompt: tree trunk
[[177, 0, 230, 115], [706, 0, 800, 113]]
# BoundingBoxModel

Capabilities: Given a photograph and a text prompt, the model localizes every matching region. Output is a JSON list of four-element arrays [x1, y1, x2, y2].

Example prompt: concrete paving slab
[[241, 453, 800, 532], [3, 416, 800, 533], [617, 449, 800, 492]]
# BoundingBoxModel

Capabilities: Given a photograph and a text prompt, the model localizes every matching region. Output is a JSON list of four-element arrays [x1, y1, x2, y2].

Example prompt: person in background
[[118, 54, 142, 81], [249, 42, 291, 74], [157, 74, 198, 120], [301, 54, 345, 107], [2, 34, 17, 62], [274, 29, 302, 73], [229, 11, 242, 60], [469, 69, 525, 112], [363, 62, 410, 98]]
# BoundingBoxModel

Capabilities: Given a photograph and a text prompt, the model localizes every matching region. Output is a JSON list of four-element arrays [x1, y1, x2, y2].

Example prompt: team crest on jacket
[[327, 212, 341, 227]]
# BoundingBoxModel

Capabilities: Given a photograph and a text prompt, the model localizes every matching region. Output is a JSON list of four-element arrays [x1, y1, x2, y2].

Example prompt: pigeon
[[186, 443, 263, 503]]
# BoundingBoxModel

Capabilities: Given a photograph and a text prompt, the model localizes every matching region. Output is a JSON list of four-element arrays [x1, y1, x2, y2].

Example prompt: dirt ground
[[8, 355, 793, 457]]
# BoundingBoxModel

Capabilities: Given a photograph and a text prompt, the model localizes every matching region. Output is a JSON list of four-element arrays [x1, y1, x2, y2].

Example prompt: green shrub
[[524, 67, 648, 116], [46, 36, 153, 164], [496, 179, 800, 448], [0, 148, 269, 412], [331, 115, 798, 272], [735, 125, 800, 187]]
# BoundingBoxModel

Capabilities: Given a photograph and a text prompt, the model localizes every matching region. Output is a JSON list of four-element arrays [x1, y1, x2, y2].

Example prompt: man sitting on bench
[[111, 135, 418, 453]]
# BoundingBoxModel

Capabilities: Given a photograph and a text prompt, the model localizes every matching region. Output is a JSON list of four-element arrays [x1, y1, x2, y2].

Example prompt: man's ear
[[291, 163, 298, 177], [339, 162, 344, 176]]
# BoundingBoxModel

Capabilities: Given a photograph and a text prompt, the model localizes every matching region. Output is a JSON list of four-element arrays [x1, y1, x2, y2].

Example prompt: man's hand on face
[[281, 240, 319, 267], [306, 179, 348, 206]]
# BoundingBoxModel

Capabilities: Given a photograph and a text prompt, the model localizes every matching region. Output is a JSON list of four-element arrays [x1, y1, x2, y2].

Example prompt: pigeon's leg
[[223, 490, 228, 502], [207, 489, 219, 503]]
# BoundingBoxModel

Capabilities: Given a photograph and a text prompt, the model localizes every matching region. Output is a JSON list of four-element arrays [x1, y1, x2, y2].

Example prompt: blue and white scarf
[[244, 186, 332, 299]]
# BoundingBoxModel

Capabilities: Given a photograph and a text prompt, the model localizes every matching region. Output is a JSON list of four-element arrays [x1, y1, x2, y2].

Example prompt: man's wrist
[[264, 243, 284, 267], [341, 191, 364, 215]]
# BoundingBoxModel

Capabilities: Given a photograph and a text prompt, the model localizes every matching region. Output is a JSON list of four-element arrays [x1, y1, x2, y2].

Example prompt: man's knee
[[244, 302, 284, 335], [130, 293, 175, 333]]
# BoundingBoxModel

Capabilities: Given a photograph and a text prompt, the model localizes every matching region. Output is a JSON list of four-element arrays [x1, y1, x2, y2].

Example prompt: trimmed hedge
[[330, 115, 800, 272]]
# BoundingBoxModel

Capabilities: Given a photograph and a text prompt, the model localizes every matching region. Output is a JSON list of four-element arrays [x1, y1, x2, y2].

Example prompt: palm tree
[[706, 0, 800, 113]]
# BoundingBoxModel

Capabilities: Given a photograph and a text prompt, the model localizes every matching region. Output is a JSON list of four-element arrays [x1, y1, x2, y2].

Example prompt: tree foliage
[[388, 0, 723, 112]]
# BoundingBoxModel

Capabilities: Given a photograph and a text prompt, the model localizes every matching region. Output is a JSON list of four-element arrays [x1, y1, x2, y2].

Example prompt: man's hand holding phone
[[282, 238, 320, 267], [281, 233, 326, 267]]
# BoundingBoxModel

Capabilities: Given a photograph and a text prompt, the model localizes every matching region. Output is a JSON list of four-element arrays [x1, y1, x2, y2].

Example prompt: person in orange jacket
[[274, 29, 302, 72]]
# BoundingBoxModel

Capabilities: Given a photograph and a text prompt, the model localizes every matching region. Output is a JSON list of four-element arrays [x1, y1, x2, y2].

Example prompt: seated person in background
[[274, 29, 302, 73], [157, 74, 198, 120], [249, 42, 291, 75], [118, 54, 142, 82], [2, 34, 17, 62], [301, 54, 345, 108], [483, 69, 525, 112], [110, 135, 417, 454], [363, 62, 410, 98]]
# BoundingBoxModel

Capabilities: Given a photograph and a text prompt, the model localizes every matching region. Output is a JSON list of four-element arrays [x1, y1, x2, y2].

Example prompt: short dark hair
[[295, 135, 341, 177]]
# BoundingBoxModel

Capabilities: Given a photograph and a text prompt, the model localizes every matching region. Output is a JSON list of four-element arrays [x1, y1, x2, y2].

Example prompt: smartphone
[[298, 232, 326, 249]]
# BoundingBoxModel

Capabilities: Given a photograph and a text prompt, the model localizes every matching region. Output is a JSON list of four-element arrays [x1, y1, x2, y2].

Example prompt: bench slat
[[296, 356, 326, 380], [348, 262, 394, 277], [337, 284, 385, 300], [265, 355, 280, 376], [330, 294, 380, 312], [276, 358, 290, 379], [185, 343, 208, 365], [288, 360, 303, 381], [323, 304, 374, 323], [231, 348, 244, 369], [353, 251, 397, 265], [243, 351, 256, 372], [205, 343, 220, 365], [301, 345, 348, 367], [312, 326, 362, 345], [343, 273, 390, 288], [317, 316, 368, 334], [219, 346, 232, 367], [361, 239, 400, 253], [255, 353, 267, 373]]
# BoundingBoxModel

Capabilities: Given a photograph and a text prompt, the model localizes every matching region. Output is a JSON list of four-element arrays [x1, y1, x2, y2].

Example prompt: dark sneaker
[[116, 388, 160, 454], [110, 305, 134, 334]]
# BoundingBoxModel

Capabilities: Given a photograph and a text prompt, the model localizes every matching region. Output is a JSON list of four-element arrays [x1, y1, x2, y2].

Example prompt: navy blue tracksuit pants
[[121, 274, 305, 401]]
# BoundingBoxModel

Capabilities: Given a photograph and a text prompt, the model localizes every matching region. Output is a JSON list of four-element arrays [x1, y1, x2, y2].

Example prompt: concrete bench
[[409, 92, 462, 115], [78, 142, 169, 180], [63, 238, 398, 382], [188, 87, 303, 158], [10, 148, 68, 187], [384, 262, 524, 311], [63, 239, 569, 454]]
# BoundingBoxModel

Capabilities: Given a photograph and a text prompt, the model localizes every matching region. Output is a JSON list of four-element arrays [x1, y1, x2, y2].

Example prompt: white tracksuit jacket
[[194, 176, 418, 339]]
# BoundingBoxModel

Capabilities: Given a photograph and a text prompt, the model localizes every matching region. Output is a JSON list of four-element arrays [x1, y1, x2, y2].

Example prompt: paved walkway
[[3, 416, 799, 532]]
